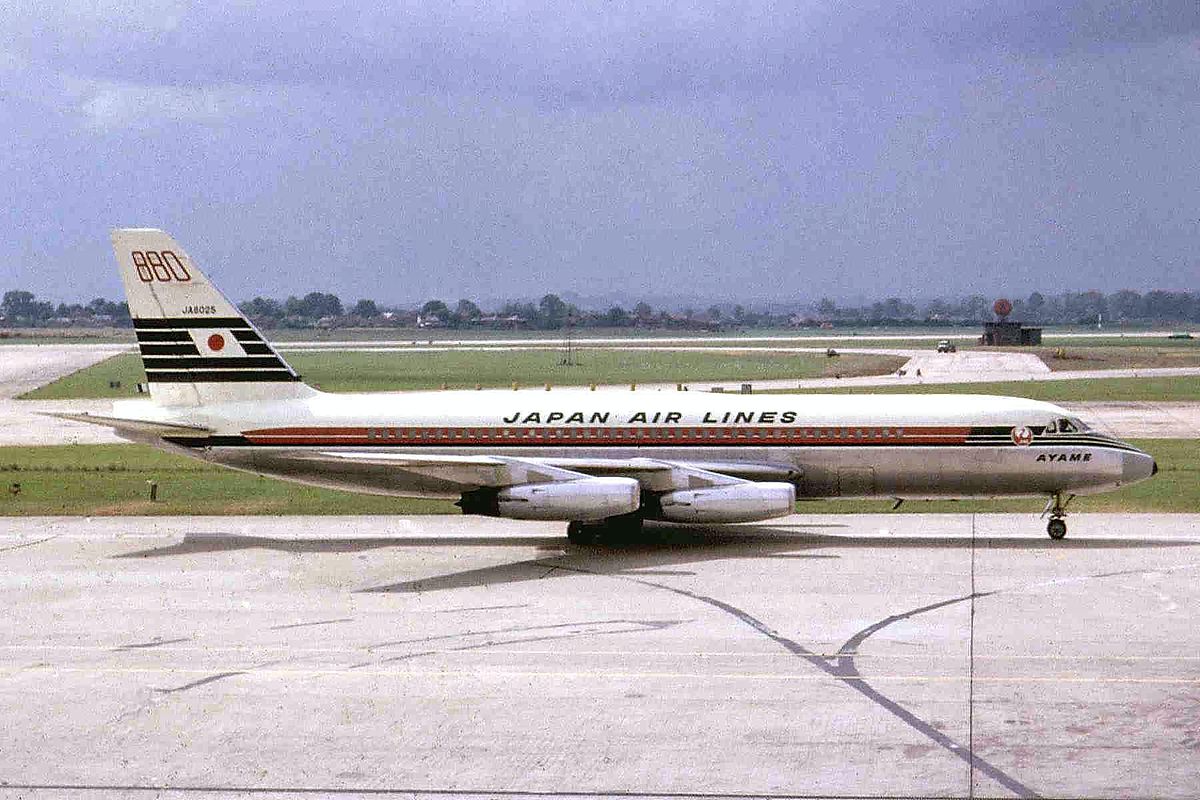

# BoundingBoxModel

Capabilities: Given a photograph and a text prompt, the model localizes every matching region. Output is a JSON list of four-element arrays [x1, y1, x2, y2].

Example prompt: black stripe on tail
[[132, 317, 300, 383]]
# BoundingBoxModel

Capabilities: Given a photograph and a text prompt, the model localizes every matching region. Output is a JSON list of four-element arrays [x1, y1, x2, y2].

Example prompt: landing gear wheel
[[597, 512, 644, 545], [566, 521, 595, 546], [1047, 518, 1067, 540]]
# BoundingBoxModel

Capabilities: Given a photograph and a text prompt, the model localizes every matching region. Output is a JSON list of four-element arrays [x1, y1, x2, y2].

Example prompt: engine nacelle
[[461, 477, 641, 521], [653, 482, 795, 523]]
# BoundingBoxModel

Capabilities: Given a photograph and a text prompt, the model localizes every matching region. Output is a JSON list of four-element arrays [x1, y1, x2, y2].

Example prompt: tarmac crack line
[[0, 535, 58, 553], [537, 560, 1038, 800]]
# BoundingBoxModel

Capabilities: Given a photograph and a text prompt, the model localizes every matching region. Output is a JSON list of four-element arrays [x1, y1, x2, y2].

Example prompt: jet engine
[[459, 477, 641, 521], [651, 482, 795, 523]]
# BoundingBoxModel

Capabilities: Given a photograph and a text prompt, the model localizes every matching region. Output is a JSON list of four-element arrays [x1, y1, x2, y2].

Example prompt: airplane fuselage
[[129, 388, 1155, 501]]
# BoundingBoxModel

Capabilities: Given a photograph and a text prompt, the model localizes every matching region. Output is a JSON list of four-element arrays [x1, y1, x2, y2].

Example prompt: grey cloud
[[10, 2, 1197, 101]]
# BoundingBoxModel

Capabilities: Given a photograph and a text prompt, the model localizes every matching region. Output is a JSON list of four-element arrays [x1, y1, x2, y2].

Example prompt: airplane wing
[[314, 450, 798, 492]]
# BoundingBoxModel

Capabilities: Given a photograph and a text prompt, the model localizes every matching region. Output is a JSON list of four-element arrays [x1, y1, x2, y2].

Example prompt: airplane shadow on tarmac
[[111, 522, 1199, 594]]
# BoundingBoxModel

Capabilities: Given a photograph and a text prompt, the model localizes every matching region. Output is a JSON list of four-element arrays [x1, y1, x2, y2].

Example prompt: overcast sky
[[2, 1, 1199, 307]]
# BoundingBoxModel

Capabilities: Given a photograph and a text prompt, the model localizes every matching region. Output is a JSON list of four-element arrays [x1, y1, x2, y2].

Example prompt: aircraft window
[[1057, 418, 1078, 433]]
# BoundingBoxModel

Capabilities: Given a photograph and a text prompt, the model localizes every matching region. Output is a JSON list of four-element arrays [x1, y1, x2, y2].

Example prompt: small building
[[981, 321, 1042, 346]]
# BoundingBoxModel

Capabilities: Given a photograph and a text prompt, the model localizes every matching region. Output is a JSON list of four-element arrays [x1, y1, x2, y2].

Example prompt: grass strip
[[22, 350, 904, 399], [771, 376, 1200, 402]]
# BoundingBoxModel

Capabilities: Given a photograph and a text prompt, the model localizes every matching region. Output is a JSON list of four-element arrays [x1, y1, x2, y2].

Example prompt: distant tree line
[[3, 287, 1199, 330], [811, 290, 1200, 326], [0, 290, 130, 326]]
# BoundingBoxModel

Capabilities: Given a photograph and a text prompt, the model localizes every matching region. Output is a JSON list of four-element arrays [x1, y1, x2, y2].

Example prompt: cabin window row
[[363, 426, 910, 441]]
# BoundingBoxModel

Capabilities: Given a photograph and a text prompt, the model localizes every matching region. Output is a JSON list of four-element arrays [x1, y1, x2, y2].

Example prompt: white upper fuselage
[[122, 387, 1079, 431]]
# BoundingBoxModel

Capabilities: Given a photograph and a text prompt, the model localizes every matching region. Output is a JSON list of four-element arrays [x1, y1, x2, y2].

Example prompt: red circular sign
[[993, 298, 1013, 318], [207, 333, 226, 352]]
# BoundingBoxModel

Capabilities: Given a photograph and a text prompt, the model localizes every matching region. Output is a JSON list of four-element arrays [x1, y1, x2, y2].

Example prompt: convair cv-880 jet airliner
[[61, 229, 1157, 543]]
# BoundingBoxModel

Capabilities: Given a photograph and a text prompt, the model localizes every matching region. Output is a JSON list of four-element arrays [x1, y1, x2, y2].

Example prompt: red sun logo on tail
[[207, 333, 226, 352]]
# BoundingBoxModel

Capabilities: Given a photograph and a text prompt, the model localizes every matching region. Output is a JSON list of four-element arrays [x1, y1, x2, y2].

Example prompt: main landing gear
[[567, 512, 644, 546], [1043, 492, 1073, 540]]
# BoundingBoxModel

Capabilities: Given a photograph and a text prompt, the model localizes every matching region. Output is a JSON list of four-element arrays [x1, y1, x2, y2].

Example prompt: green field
[[0, 445, 451, 516], [775, 376, 1200, 402], [0, 439, 1193, 517], [22, 350, 905, 400]]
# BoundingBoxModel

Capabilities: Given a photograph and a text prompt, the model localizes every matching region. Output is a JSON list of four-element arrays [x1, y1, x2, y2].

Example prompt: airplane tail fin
[[111, 228, 317, 407]]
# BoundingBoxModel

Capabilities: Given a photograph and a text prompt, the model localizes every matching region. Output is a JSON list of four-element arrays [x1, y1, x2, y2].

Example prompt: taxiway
[[1, 513, 1197, 799]]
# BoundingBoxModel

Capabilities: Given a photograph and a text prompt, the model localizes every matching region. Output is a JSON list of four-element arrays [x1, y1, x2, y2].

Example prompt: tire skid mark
[[270, 617, 353, 630], [349, 619, 681, 670], [114, 637, 191, 651], [155, 670, 245, 695]]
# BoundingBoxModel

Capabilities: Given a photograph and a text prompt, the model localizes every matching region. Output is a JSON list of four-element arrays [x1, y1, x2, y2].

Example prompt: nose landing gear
[[1047, 517, 1067, 540], [1042, 492, 1073, 540]]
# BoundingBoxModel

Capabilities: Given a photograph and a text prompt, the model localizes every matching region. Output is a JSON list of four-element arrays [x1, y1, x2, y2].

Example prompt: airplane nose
[[1122, 451, 1157, 484]]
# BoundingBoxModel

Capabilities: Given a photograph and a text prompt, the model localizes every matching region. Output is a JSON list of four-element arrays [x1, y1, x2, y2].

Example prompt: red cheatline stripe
[[241, 425, 972, 446]]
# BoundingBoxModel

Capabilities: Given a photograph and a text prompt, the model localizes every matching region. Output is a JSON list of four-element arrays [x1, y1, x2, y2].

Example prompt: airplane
[[58, 228, 1158, 543]]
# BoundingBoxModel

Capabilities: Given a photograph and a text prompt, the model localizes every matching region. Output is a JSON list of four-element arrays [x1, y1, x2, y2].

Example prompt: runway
[[2, 513, 1197, 799]]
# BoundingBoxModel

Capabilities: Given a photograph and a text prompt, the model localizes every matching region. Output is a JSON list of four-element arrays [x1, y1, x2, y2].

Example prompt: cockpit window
[[1048, 417, 1086, 434]]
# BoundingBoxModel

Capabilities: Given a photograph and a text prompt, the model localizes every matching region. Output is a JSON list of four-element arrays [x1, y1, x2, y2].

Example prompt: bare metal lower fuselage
[[198, 440, 1146, 501]]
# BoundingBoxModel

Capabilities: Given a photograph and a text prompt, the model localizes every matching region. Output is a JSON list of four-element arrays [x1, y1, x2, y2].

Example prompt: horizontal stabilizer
[[41, 412, 213, 442]]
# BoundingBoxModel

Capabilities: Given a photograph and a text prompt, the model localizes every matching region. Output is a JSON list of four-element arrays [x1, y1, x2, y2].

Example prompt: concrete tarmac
[[1, 513, 1197, 799]]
